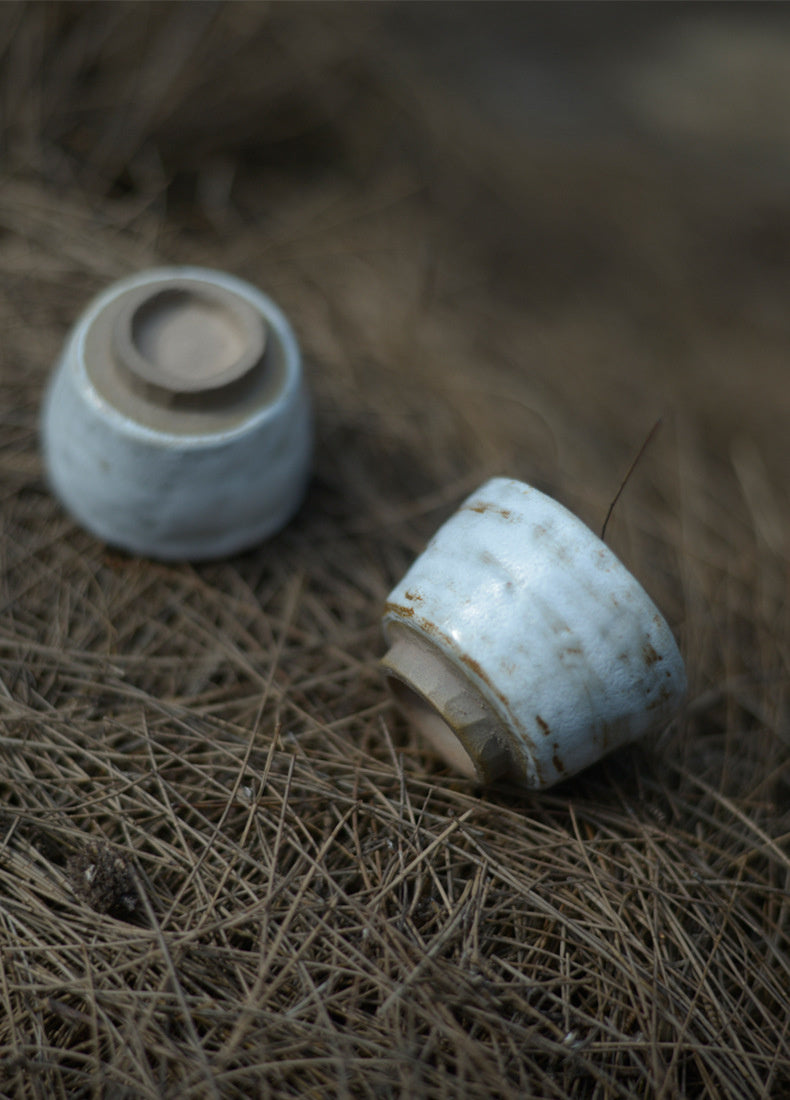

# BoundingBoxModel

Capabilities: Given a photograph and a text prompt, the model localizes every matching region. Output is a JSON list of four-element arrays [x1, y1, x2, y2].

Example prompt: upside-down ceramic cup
[[41, 267, 312, 560], [382, 478, 686, 789]]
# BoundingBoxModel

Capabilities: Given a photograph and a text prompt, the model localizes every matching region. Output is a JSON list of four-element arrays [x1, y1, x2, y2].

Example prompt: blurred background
[[3, 1, 789, 485]]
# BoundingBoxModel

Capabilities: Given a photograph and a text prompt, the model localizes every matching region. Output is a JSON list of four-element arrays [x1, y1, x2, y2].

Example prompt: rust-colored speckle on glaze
[[536, 714, 551, 737], [384, 601, 414, 619], [404, 589, 423, 602], [466, 501, 514, 521], [595, 548, 613, 573], [643, 642, 661, 666], [552, 745, 566, 774], [460, 651, 511, 710]]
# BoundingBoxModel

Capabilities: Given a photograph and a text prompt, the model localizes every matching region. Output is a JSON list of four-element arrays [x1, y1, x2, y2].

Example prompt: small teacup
[[382, 478, 686, 788], [42, 267, 312, 560]]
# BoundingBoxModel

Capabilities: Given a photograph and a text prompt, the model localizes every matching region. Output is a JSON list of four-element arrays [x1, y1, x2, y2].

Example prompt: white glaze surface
[[41, 267, 312, 560], [383, 478, 686, 788]]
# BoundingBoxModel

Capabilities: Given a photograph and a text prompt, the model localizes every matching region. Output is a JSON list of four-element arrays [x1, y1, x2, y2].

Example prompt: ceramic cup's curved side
[[382, 477, 686, 788], [41, 267, 312, 560], [42, 361, 312, 559]]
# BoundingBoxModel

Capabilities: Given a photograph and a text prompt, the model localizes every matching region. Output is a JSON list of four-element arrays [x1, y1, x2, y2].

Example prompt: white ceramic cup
[[41, 267, 312, 560], [382, 477, 686, 788]]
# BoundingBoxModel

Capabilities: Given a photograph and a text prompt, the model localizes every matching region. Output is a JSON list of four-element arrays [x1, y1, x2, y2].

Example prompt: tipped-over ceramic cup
[[41, 267, 312, 560], [382, 477, 686, 789]]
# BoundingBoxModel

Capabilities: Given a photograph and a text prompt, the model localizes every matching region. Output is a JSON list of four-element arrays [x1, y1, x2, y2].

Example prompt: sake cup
[[41, 267, 312, 560], [382, 477, 686, 788]]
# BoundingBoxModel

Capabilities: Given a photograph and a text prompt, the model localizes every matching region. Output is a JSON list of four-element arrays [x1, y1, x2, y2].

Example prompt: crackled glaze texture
[[382, 477, 686, 788], [41, 267, 312, 560]]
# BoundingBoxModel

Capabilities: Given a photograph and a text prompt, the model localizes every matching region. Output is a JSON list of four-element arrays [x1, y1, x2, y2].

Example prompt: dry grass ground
[[0, 4, 788, 1097]]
